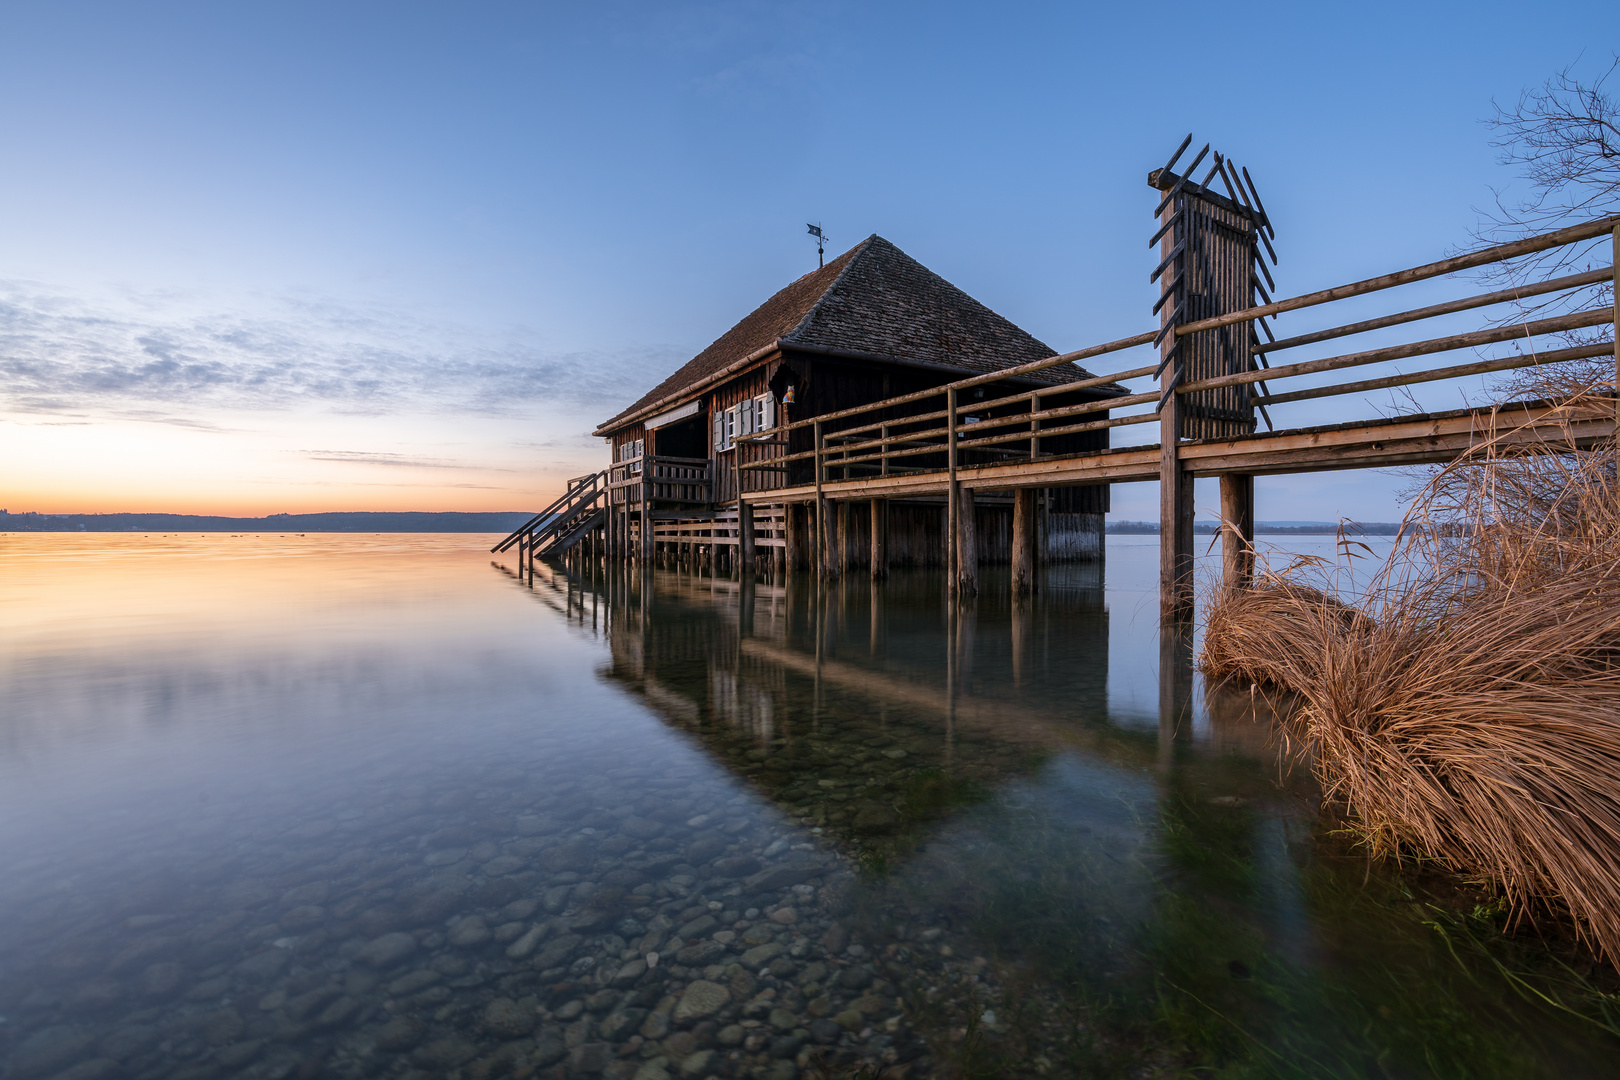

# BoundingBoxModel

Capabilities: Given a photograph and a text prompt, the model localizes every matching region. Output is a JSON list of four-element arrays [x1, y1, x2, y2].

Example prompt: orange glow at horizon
[[1, 407, 607, 516]]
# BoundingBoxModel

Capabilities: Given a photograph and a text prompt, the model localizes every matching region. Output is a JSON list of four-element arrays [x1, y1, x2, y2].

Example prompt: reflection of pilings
[[1011, 591, 1031, 689], [1158, 615, 1195, 770], [868, 580, 884, 659]]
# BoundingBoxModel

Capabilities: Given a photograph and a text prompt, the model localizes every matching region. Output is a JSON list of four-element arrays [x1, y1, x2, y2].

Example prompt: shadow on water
[[525, 555, 1620, 1079]]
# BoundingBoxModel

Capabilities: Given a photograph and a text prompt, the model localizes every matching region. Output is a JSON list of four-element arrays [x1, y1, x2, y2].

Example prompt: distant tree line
[[0, 510, 534, 533]]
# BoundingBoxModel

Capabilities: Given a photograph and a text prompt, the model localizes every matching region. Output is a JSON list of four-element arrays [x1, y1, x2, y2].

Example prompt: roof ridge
[[781, 234, 879, 344]]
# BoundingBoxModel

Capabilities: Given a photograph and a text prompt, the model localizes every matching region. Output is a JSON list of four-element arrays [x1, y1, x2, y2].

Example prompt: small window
[[755, 393, 776, 430]]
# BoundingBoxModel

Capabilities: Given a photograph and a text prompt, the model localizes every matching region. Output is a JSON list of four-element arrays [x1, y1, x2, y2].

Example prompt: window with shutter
[[756, 394, 776, 430]]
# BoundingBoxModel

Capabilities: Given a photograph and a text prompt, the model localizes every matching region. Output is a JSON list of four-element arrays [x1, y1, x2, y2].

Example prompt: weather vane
[[807, 223, 827, 269]]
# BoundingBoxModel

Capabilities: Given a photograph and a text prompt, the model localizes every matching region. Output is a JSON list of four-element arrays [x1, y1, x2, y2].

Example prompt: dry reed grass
[[1200, 382, 1620, 959]]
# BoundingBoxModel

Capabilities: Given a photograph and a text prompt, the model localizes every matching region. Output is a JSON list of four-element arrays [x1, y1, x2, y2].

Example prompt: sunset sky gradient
[[1, 1, 1614, 518]]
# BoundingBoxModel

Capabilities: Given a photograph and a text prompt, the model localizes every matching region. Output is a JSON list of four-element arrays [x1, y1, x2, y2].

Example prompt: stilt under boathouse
[[586, 235, 1118, 587]]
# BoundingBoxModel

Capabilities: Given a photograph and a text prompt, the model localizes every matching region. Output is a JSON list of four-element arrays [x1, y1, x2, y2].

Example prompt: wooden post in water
[[870, 498, 887, 580], [1157, 238, 1194, 620], [955, 486, 978, 597], [639, 460, 653, 565], [738, 499, 755, 576], [1011, 487, 1035, 597], [785, 503, 802, 573], [813, 421, 827, 580], [835, 501, 848, 579], [1220, 474, 1255, 589], [946, 388, 959, 594]]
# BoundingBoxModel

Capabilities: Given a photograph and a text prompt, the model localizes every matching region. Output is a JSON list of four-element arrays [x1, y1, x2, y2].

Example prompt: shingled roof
[[595, 235, 1100, 435]]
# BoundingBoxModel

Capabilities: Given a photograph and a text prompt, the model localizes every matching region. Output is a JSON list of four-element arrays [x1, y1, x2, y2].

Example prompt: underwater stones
[[543, 841, 593, 872], [422, 847, 466, 867], [356, 932, 418, 968], [446, 916, 490, 947], [482, 996, 535, 1038], [201, 1007, 245, 1045], [683, 837, 726, 865], [531, 933, 581, 971], [480, 855, 526, 876], [598, 1007, 647, 1040], [417, 1036, 479, 1069], [743, 863, 817, 893], [280, 881, 330, 907], [386, 968, 441, 996], [10, 1024, 95, 1078], [768, 907, 798, 925], [233, 949, 290, 981], [710, 855, 760, 879], [740, 943, 783, 969], [676, 914, 717, 940], [313, 995, 360, 1028], [279, 904, 326, 930], [677, 1048, 719, 1078], [534, 1027, 567, 1066], [568, 1041, 613, 1073], [505, 922, 552, 959], [613, 959, 647, 985], [672, 980, 729, 1023], [674, 940, 725, 966], [623, 817, 664, 840], [373, 1015, 425, 1051]]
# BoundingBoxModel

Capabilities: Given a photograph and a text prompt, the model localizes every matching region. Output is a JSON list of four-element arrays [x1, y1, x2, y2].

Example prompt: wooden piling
[[739, 500, 755, 574], [1219, 474, 1255, 589], [870, 498, 887, 580], [955, 486, 978, 597], [1011, 488, 1035, 596]]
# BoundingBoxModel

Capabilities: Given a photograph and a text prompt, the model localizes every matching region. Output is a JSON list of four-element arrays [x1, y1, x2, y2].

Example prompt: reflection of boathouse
[[597, 567, 1115, 858], [592, 237, 1116, 573]]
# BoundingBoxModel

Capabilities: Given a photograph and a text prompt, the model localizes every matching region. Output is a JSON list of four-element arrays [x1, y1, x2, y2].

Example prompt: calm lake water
[[1, 533, 1616, 1080]]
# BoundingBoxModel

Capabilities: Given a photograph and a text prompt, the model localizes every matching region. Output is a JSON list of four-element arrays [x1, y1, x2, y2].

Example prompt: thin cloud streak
[[0, 280, 677, 422]]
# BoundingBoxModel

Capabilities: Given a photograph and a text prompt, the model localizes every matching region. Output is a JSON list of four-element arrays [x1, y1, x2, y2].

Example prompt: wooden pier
[[498, 139, 1620, 619]]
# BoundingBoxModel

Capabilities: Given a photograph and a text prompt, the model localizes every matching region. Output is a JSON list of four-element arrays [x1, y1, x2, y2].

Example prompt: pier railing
[[737, 214, 1619, 492]]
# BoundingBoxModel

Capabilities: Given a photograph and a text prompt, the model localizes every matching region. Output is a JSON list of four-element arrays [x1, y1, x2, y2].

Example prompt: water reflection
[[0, 535, 1615, 1080], [525, 552, 1620, 1079]]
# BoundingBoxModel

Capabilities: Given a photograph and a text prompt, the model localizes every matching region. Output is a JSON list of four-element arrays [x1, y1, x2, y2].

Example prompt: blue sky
[[0, 1, 1613, 516]]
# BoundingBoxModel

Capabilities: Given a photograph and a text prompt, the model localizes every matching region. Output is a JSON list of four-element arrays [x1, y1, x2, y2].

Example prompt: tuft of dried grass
[[1200, 383, 1620, 959]]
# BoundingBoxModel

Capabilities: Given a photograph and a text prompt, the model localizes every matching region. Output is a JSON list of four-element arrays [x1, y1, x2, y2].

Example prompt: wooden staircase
[[492, 471, 608, 559]]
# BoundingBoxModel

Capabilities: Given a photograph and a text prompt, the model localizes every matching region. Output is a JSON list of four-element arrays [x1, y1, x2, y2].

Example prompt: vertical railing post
[[813, 420, 826, 580], [1156, 184, 1194, 620], [880, 423, 890, 477], [946, 387, 959, 593], [639, 454, 653, 565], [1028, 391, 1039, 460], [739, 498, 755, 575]]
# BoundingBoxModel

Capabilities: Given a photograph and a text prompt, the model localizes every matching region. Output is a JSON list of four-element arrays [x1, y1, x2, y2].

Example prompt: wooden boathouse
[[590, 234, 1116, 578], [498, 135, 1620, 616]]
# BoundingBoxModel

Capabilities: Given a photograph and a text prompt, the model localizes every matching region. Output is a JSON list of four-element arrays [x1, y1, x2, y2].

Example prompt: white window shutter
[[757, 394, 775, 430], [739, 398, 754, 435], [713, 413, 725, 453]]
